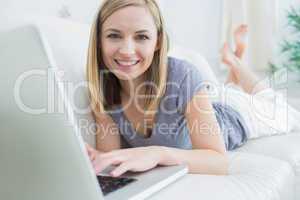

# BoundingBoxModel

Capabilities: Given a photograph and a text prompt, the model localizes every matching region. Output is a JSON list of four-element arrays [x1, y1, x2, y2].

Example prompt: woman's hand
[[88, 146, 163, 177], [85, 143, 101, 162]]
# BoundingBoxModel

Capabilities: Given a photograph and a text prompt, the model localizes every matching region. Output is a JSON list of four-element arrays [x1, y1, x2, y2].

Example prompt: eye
[[107, 33, 121, 39], [136, 34, 149, 40]]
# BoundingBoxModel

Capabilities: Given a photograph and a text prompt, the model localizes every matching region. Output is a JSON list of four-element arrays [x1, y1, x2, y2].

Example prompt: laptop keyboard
[[97, 175, 137, 196]]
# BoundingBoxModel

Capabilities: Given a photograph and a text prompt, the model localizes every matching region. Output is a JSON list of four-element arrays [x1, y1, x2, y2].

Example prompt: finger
[[89, 153, 96, 162], [85, 143, 96, 161], [87, 150, 96, 161], [98, 149, 129, 160], [110, 162, 133, 177], [85, 143, 93, 150], [85, 143, 95, 153], [94, 156, 126, 174]]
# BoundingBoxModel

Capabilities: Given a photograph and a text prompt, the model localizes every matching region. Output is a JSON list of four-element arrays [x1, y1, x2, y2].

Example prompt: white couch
[[3, 16, 300, 200]]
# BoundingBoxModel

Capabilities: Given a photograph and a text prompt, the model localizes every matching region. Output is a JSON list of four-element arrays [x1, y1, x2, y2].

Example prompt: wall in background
[[1, 0, 299, 71], [0, 0, 223, 70], [160, 0, 223, 70], [1, 0, 102, 22]]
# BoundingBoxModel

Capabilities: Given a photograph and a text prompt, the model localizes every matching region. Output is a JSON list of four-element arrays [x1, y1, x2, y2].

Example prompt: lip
[[114, 59, 140, 71]]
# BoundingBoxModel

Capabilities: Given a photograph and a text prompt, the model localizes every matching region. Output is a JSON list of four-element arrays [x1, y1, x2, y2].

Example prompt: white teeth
[[116, 60, 139, 66]]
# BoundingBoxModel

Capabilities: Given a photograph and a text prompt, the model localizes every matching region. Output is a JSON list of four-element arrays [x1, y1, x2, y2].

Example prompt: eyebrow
[[104, 28, 120, 33], [104, 28, 150, 34], [135, 30, 150, 34]]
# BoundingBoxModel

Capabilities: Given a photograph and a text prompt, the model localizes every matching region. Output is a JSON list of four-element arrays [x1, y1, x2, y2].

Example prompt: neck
[[119, 74, 147, 99]]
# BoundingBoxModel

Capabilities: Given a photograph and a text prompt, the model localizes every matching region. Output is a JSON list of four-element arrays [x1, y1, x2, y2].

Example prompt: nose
[[118, 38, 135, 56]]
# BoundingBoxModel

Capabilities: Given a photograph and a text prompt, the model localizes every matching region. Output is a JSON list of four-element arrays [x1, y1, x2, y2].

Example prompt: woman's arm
[[158, 89, 229, 175], [158, 147, 228, 175], [87, 90, 228, 176], [86, 112, 121, 170], [93, 112, 122, 152]]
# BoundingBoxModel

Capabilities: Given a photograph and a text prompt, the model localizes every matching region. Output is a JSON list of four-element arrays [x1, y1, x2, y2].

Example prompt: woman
[[85, 0, 287, 177]]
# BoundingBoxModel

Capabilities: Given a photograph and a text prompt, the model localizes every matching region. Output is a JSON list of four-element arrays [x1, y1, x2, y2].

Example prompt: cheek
[[101, 42, 118, 68], [140, 44, 157, 60], [101, 41, 114, 57]]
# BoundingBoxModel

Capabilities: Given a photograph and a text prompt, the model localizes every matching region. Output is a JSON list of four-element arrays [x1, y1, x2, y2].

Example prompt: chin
[[109, 69, 138, 80], [112, 66, 149, 81]]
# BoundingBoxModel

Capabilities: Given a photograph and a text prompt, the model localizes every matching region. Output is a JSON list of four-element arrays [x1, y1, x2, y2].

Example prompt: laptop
[[0, 25, 188, 200]]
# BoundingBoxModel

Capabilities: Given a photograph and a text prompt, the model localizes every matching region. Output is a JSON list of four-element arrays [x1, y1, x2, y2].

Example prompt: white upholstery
[[151, 152, 295, 200], [236, 132, 300, 199], [168, 45, 219, 85], [2, 16, 299, 200]]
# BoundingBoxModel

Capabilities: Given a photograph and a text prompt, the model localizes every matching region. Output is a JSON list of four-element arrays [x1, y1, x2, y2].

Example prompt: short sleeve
[[177, 61, 206, 114]]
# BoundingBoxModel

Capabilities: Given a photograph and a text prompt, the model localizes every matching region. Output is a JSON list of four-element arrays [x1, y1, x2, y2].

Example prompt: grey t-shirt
[[109, 57, 249, 151]]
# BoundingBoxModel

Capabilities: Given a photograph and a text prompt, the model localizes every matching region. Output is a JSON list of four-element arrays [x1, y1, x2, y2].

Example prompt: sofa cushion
[[168, 45, 219, 85], [236, 132, 300, 199], [150, 152, 295, 200]]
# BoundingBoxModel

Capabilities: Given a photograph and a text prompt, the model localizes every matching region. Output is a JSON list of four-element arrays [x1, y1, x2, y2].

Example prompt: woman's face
[[101, 6, 159, 80]]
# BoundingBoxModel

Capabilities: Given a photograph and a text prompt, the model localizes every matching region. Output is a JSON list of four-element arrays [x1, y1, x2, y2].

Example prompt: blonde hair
[[86, 0, 169, 121]]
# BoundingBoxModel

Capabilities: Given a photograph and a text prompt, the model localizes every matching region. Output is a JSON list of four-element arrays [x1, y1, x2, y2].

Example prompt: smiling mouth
[[114, 59, 140, 68]]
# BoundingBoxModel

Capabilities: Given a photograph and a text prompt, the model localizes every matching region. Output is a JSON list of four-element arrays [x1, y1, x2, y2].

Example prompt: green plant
[[270, 6, 300, 74]]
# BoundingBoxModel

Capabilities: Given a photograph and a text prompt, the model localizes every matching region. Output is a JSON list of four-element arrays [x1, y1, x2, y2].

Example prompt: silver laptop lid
[[0, 25, 103, 200]]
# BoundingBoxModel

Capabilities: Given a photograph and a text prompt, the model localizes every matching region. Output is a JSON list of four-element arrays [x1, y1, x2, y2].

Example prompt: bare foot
[[221, 43, 241, 85], [234, 24, 248, 59], [221, 42, 267, 94]]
